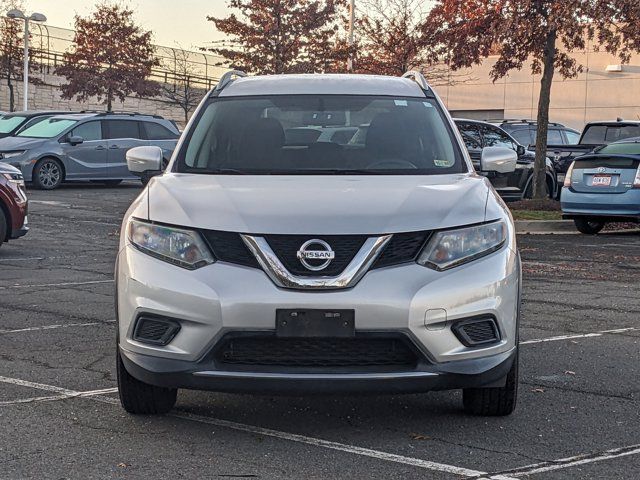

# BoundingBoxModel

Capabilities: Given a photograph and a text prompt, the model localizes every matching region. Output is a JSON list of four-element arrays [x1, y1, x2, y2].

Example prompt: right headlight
[[417, 220, 507, 271], [127, 218, 215, 270]]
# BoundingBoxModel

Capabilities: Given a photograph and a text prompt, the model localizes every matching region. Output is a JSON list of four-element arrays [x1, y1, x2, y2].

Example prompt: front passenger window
[[70, 121, 102, 141]]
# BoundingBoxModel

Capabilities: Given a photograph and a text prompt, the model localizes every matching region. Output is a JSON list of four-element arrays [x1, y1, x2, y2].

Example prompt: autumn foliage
[[56, 4, 160, 111], [206, 0, 348, 74]]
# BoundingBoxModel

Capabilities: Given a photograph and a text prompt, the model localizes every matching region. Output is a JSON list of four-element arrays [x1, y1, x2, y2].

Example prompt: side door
[[141, 121, 180, 168], [105, 120, 144, 179], [59, 120, 108, 180]]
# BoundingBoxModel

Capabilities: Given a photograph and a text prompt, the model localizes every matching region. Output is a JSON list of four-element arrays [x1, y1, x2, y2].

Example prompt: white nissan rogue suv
[[117, 71, 520, 416]]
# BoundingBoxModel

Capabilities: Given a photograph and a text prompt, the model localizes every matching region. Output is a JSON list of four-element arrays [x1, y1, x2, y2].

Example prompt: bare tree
[[161, 48, 204, 124], [354, 0, 469, 85]]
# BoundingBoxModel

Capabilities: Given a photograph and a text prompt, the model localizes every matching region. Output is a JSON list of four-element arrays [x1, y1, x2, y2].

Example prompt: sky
[[25, 0, 230, 50]]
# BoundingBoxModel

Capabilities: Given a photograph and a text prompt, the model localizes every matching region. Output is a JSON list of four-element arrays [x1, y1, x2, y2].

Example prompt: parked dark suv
[[490, 119, 581, 147], [0, 163, 28, 248], [455, 119, 557, 200]]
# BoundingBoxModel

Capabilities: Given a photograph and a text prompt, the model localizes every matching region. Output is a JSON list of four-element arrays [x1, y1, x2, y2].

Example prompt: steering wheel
[[366, 159, 418, 170]]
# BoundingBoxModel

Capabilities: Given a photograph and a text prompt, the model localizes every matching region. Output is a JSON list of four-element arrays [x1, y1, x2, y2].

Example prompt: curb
[[515, 220, 576, 234]]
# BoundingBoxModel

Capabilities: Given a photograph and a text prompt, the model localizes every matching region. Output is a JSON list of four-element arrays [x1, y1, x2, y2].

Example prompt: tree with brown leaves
[[0, 0, 41, 111], [56, 4, 160, 111], [354, 0, 463, 85], [425, 0, 640, 198], [206, 0, 347, 74]]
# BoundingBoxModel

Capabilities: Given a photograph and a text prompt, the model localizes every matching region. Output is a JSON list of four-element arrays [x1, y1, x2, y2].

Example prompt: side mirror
[[480, 146, 517, 173], [126, 146, 163, 174], [516, 144, 526, 156], [68, 135, 84, 145]]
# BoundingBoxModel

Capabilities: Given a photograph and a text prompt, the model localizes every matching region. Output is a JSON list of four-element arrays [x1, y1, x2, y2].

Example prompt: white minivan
[[117, 71, 520, 416]]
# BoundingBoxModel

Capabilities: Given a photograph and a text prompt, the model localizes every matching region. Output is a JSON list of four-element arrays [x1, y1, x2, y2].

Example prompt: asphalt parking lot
[[0, 182, 638, 479]]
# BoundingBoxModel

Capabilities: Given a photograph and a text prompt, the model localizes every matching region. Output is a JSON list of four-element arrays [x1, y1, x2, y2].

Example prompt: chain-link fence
[[29, 24, 228, 90]]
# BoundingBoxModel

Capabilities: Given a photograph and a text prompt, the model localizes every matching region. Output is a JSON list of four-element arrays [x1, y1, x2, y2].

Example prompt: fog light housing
[[132, 315, 181, 346], [452, 317, 500, 347]]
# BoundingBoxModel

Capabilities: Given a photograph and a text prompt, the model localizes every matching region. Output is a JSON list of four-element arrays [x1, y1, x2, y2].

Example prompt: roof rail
[[91, 111, 165, 119], [401, 71, 430, 91], [214, 70, 248, 93]]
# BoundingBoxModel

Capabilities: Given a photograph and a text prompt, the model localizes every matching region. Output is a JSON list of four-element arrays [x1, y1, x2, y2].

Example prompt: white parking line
[[0, 320, 115, 334], [0, 279, 114, 290], [521, 327, 638, 345], [0, 374, 514, 479], [0, 387, 118, 406], [504, 444, 640, 477]]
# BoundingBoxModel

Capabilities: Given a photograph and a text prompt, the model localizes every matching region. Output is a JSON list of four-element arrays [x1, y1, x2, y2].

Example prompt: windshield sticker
[[422, 102, 434, 108], [394, 99, 408, 107], [434, 159, 452, 167]]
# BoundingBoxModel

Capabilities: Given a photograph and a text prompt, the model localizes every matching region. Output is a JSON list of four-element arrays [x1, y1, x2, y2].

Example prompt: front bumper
[[120, 345, 517, 394], [561, 186, 640, 220], [117, 241, 520, 393]]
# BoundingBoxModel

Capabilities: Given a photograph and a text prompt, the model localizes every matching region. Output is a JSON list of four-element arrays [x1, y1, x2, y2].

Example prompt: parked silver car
[[117, 71, 521, 417], [0, 112, 180, 189]]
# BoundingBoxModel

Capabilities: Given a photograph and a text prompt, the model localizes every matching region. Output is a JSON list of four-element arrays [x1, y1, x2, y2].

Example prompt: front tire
[[463, 353, 518, 416], [574, 218, 605, 234], [117, 349, 177, 414], [33, 158, 64, 190]]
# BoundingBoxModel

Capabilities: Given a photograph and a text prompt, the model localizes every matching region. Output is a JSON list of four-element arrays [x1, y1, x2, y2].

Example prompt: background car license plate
[[592, 175, 611, 186], [276, 309, 355, 337]]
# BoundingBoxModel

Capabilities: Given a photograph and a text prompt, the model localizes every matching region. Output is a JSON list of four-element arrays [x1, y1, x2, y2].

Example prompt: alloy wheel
[[39, 161, 61, 189]]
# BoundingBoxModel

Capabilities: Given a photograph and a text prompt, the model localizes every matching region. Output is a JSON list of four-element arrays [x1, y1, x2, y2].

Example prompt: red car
[[0, 163, 28, 247]]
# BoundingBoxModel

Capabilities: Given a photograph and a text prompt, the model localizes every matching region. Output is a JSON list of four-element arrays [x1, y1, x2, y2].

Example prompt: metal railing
[[27, 24, 228, 89]]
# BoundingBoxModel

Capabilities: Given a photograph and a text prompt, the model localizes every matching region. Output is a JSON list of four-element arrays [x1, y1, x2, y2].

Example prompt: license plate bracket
[[592, 175, 612, 186], [276, 309, 355, 337]]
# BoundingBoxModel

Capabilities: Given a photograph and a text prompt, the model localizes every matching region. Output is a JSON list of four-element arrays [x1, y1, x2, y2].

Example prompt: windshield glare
[[17, 118, 77, 138], [178, 95, 464, 175], [0, 116, 27, 133]]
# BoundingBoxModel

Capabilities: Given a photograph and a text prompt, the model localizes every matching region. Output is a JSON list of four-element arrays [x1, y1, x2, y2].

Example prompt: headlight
[[127, 219, 215, 270], [1, 151, 25, 158], [1, 172, 25, 187], [417, 220, 507, 271]]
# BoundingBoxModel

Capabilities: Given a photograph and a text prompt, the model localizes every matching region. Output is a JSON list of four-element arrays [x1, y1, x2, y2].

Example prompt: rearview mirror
[[126, 146, 163, 174], [516, 145, 526, 156], [480, 146, 517, 173], [68, 135, 84, 145]]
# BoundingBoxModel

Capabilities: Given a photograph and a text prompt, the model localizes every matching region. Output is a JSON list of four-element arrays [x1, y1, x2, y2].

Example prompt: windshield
[[0, 115, 27, 133], [597, 141, 640, 155], [176, 95, 465, 175], [17, 118, 77, 138]]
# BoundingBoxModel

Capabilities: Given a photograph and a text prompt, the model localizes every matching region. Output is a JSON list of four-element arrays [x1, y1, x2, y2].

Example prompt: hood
[[0, 136, 46, 151], [146, 173, 492, 235]]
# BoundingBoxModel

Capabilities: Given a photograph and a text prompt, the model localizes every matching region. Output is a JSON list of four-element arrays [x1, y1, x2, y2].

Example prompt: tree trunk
[[7, 77, 14, 112], [532, 28, 557, 199], [107, 87, 112, 112]]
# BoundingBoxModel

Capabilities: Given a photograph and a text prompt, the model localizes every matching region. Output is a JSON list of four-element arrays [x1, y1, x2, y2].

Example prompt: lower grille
[[452, 318, 500, 347], [215, 335, 419, 368]]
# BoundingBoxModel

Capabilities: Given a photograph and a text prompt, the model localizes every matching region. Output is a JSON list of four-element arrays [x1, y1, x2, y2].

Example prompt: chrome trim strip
[[240, 234, 392, 290], [193, 371, 437, 380]]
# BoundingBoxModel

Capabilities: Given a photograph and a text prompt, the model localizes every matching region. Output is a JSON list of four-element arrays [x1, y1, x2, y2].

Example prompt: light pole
[[6, 9, 47, 111], [347, 0, 355, 72]]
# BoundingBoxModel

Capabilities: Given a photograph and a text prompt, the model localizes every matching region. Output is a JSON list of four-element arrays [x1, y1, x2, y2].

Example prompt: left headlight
[[417, 220, 507, 271], [1, 171, 25, 187], [1, 151, 25, 158], [127, 219, 215, 270]]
